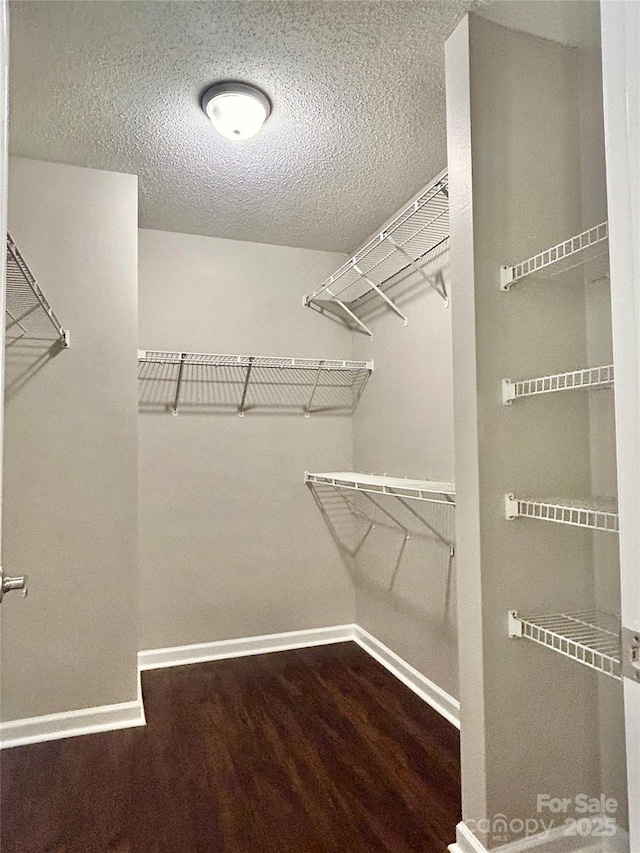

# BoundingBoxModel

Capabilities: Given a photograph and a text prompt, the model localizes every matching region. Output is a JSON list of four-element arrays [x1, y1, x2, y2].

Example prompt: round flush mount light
[[201, 82, 271, 141]]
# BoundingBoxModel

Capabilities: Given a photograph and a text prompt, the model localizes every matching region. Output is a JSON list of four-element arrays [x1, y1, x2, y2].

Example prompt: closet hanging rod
[[5, 234, 70, 347]]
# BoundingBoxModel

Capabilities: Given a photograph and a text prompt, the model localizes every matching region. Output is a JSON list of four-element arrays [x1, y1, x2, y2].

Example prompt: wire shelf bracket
[[138, 350, 373, 417], [500, 222, 609, 291], [304, 170, 450, 335], [504, 494, 619, 533], [502, 364, 614, 404], [305, 471, 455, 506], [508, 609, 622, 681], [5, 234, 69, 347]]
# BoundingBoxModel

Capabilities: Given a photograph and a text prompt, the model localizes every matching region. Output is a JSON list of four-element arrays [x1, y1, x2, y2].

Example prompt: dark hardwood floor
[[0, 642, 461, 852]]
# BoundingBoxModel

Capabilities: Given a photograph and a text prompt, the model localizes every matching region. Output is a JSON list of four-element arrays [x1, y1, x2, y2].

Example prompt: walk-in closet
[[0, 2, 637, 852]]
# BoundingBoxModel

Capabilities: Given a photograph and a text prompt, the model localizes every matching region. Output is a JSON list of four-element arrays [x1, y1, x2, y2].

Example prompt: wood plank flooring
[[0, 642, 461, 852]]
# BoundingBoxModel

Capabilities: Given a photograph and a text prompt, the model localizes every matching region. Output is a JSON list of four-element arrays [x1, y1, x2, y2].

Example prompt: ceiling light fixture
[[201, 82, 271, 142]]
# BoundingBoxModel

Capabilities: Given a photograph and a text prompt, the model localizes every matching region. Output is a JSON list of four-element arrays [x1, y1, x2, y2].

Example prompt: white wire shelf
[[303, 170, 449, 337], [509, 609, 621, 680], [138, 350, 373, 416], [502, 364, 614, 404], [5, 234, 69, 346], [504, 494, 619, 533], [305, 472, 455, 506], [500, 222, 609, 290]]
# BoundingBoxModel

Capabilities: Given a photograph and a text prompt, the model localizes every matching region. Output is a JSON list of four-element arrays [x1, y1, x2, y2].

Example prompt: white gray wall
[[447, 16, 625, 847], [350, 243, 457, 700], [1, 158, 139, 720], [580, 34, 628, 834], [446, 13, 624, 846], [138, 229, 355, 651]]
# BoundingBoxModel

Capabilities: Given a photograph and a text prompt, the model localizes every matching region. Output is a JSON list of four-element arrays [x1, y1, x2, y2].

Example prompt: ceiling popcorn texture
[[8, 0, 598, 253]]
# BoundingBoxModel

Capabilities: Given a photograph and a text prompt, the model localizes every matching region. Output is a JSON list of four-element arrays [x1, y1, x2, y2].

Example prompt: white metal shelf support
[[306, 471, 455, 561], [305, 472, 456, 506], [386, 235, 449, 306], [504, 494, 619, 533], [304, 171, 450, 331], [352, 263, 408, 326], [508, 609, 622, 680], [238, 355, 254, 417], [502, 364, 614, 404], [5, 234, 69, 347], [500, 222, 608, 291], [138, 351, 373, 417]]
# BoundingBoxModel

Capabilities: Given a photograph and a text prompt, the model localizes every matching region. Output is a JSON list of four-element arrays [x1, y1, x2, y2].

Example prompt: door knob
[[0, 567, 28, 602]]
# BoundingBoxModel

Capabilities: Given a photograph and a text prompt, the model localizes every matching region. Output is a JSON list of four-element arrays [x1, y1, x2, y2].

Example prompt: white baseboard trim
[[138, 623, 356, 670], [449, 819, 629, 853], [2, 624, 459, 748], [353, 625, 461, 729], [139, 624, 461, 730], [0, 667, 146, 750]]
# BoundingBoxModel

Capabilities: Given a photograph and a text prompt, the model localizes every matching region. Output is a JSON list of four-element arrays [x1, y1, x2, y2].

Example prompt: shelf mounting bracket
[[500, 265, 516, 291], [508, 610, 523, 637], [304, 360, 324, 417], [239, 356, 255, 417], [352, 264, 409, 326], [171, 353, 186, 416], [325, 288, 373, 338], [504, 493, 519, 520], [392, 493, 454, 555], [386, 236, 449, 307], [621, 626, 640, 682], [502, 379, 516, 405]]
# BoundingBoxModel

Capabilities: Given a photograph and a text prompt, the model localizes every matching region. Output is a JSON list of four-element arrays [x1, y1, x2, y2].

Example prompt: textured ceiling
[[8, 0, 598, 253]]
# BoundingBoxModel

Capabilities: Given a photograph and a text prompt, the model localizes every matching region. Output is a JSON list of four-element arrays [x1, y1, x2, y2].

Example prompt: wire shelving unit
[[305, 472, 455, 506], [138, 350, 373, 416], [303, 170, 449, 337], [500, 222, 609, 291], [5, 234, 69, 346], [504, 494, 619, 533], [502, 364, 614, 404], [508, 609, 621, 680]]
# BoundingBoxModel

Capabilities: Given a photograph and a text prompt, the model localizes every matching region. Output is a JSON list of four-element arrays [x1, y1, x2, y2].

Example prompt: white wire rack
[[138, 350, 373, 416], [303, 170, 449, 337], [305, 472, 455, 506], [502, 364, 614, 404], [5, 234, 69, 346], [508, 609, 622, 680], [500, 222, 609, 290], [504, 494, 619, 532]]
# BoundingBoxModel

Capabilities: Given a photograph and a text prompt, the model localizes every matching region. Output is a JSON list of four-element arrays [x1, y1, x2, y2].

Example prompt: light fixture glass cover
[[202, 82, 271, 141]]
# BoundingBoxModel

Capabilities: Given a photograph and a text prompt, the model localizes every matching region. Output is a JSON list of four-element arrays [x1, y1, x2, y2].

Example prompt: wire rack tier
[[5, 234, 69, 346], [502, 364, 614, 404], [303, 170, 449, 337], [509, 609, 621, 680], [138, 350, 373, 416], [500, 222, 609, 290], [305, 472, 455, 506], [504, 494, 619, 533]]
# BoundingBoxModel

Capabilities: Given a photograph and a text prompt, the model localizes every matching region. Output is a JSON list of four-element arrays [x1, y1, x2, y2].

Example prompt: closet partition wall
[[446, 13, 629, 850]]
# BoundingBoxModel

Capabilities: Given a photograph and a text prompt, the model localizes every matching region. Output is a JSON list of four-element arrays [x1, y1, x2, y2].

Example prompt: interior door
[[601, 2, 640, 849]]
